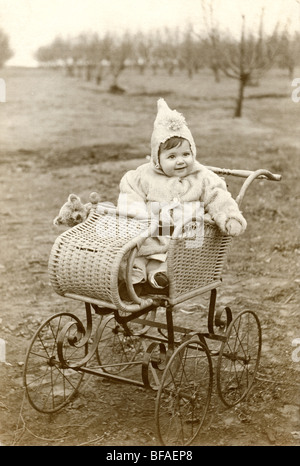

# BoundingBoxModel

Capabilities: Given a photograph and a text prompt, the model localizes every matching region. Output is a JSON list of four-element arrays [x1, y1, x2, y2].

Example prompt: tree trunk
[[288, 64, 294, 81], [96, 71, 102, 85], [65, 64, 74, 77], [86, 64, 92, 81], [234, 74, 248, 117], [211, 64, 220, 83], [187, 66, 193, 79]]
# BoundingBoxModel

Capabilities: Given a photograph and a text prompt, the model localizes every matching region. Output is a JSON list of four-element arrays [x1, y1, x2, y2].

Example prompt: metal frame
[[52, 287, 231, 382]]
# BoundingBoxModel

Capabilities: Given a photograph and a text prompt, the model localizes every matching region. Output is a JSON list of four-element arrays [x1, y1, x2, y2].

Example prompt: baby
[[117, 98, 247, 289], [53, 99, 246, 292]]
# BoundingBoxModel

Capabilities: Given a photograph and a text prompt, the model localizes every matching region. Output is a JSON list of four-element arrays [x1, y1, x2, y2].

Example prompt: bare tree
[[276, 30, 300, 79], [199, 0, 223, 82], [179, 28, 202, 78], [150, 28, 180, 76], [201, 0, 283, 117], [71, 33, 102, 81], [132, 31, 153, 74], [107, 32, 134, 92], [35, 36, 73, 74], [35, 45, 55, 66], [228, 11, 281, 117], [0, 28, 13, 67]]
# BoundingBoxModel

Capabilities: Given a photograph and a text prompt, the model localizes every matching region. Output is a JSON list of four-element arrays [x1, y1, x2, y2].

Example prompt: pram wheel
[[155, 337, 213, 446], [216, 309, 262, 407], [96, 315, 141, 374], [96, 308, 156, 374], [23, 312, 87, 413]]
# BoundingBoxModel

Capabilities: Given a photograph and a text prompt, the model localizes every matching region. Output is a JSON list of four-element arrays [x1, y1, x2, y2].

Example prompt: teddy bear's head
[[53, 194, 89, 227]]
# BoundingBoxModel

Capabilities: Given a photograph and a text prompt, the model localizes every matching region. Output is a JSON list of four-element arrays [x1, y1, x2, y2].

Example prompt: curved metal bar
[[54, 308, 90, 352], [215, 306, 232, 331], [114, 304, 158, 328], [91, 303, 113, 315], [57, 314, 104, 369], [142, 342, 167, 389], [63, 302, 93, 349], [235, 169, 282, 207], [57, 318, 85, 367], [206, 166, 281, 181], [207, 289, 217, 334]]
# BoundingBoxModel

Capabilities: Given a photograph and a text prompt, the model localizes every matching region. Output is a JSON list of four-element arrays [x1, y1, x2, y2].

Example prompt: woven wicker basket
[[167, 222, 231, 305], [48, 167, 283, 312], [49, 207, 232, 311]]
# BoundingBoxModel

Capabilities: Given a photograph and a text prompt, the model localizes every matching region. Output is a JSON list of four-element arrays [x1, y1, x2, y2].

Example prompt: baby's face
[[159, 139, 194, 177]]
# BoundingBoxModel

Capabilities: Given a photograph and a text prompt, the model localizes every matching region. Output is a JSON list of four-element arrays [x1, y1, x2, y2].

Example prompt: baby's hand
[[214, 211, 247, 237], [225, 218, 246, 236]]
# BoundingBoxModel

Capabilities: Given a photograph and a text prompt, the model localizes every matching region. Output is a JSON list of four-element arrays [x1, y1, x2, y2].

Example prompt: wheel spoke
[[155, 338, 213, 446], [23, 312, 87, 413], [217, 310, 262, 407], [96, 315, 142, 374]]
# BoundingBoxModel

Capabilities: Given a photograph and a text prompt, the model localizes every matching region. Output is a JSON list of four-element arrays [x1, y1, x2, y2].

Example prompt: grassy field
[[0, 65, 299, 446]]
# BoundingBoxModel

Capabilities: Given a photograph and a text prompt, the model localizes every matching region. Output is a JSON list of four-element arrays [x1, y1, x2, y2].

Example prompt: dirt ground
[[0, 66, 299, 447]]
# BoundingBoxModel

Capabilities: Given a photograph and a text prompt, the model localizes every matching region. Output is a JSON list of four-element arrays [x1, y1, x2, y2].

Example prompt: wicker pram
[[24, 167, 281, 446], [49, 202, 232, 313]]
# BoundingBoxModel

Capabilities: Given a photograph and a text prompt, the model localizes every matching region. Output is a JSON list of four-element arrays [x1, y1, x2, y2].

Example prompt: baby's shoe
[[148, 271, 169, 289]]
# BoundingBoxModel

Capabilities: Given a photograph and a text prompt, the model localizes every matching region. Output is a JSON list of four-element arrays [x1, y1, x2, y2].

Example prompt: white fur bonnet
[[150, 98, 197, 171]]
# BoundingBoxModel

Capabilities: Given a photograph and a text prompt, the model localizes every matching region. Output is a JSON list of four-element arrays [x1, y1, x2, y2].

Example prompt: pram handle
[[206, 166, 281, 181], [206, 167, 281, 207]]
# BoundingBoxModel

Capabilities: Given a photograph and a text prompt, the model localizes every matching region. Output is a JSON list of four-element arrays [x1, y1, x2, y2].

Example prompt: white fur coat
[[117, 160, 246, 256]]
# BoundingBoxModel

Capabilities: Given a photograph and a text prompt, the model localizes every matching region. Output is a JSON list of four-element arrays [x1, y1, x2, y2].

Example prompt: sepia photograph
[[0, 0, 299, 448]]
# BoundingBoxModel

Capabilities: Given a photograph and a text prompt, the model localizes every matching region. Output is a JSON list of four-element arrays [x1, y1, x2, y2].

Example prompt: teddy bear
[[53, 192, 100, 227]]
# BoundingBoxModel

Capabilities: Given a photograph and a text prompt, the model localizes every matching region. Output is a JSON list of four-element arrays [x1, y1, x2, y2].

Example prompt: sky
[[0, 0, 299, 67]]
